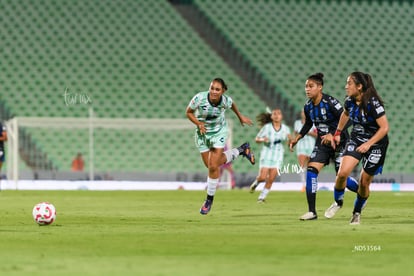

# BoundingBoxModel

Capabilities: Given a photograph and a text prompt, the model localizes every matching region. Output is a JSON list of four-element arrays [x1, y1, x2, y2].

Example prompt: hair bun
[[315, 72, 324, 79]]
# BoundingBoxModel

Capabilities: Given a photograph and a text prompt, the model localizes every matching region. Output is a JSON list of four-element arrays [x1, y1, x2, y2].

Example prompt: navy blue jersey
[[344, 96, 388, 144], [300, 93, 345, 139]]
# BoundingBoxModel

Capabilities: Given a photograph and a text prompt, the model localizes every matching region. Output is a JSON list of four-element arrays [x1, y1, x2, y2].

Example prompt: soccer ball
[[32, 202, 57, 225]]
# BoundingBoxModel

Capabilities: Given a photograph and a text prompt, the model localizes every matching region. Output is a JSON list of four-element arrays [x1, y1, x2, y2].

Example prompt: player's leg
[[350, 170, 373, 225], [258, 168, 278, 202], [350, 142, 388, 224], [300, 160, 325, 220], [250, 167, 267, 193], [216, 128, 254, 165], [200, 151, 209, 168], [297, 154, 309, 192], [325, 155, 359, 218], [200, 147, 224, 215], [353, 170, 372, 209]]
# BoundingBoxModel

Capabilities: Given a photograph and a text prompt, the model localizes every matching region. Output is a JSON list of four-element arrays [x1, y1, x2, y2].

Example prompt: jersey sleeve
[[188, 93, 201, 110], [329, 95, 344, 118], [344, 97, 352, 113], [284, 125, 291, 140], [256, 125, 268, 139], [299, 106, 314, 137], [370, 97, 386, 119], [223, 94, 233, 110]]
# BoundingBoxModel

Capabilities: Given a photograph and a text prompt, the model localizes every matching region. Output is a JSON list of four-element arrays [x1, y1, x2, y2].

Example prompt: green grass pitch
[[1, 190, 413, 275]]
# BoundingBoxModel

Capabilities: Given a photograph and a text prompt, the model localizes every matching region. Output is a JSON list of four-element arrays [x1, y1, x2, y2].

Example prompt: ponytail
[[256, 112, 272, 127]]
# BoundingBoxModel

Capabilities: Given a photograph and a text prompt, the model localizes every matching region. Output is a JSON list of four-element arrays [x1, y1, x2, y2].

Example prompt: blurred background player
[[324, 72, 389, 225], [219, 143, 236, 189], [0, 122, 7, 189], [71, 152, 85, 172], [290, 73, 359, 220], [249, 108, 291, 202], [293, 110, 317, 192], [186, 77, 255, 215]]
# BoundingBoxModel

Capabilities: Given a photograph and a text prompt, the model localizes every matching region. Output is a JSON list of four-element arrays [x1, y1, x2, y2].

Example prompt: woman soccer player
[[293, 110, 317, 192], [186, 78, 255, 215], [324, 72, 389, 225], [290, 73, 359, 220], [249, 108, 291, 202]]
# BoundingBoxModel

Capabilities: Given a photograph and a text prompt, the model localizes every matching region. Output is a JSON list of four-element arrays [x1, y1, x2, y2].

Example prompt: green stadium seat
[[0, 0, 411, 173]]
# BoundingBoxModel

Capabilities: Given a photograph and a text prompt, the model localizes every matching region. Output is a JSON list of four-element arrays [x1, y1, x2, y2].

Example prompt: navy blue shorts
[[343, 139, 388, 176], [309, 139, 345, 173]]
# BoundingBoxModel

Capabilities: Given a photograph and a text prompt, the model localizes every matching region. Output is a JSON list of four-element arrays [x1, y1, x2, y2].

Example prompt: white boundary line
[[1, 180, 414, 192]]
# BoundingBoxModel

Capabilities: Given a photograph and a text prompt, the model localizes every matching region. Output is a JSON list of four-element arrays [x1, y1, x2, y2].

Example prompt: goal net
[[5, 113, 234, 189]]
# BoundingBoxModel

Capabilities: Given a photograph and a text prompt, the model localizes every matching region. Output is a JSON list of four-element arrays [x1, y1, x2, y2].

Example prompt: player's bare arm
[[231, 102, 253, 126], [186, 106, 206, 134]]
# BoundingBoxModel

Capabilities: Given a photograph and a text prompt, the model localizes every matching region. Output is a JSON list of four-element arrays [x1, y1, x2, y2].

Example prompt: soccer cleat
[[300, 212, 318, 220], [200, 199, 213, 215], [349, 212, 361, 225], [257, 198, 266, 203], [249, 181, 258, 193], [324, 202, 342, 219], [238, 142, 255, 165]]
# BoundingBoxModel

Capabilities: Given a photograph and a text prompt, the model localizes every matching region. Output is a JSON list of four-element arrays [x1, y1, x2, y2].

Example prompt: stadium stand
[[193, 0, 414, 173], [0, 0, 412, 177], [0, 0, 273, 175]]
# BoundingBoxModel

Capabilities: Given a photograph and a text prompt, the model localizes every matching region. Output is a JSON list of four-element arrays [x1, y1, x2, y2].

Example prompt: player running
[[293, 110, 317, 192], [324, 72, 389, 224], [290, 73, 359, 220], [186, 78, 255, 215], [249, 108, 291, 202]]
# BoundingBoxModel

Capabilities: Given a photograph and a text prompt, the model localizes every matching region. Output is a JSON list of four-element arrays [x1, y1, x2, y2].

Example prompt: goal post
[[5, 114, 234, 189]]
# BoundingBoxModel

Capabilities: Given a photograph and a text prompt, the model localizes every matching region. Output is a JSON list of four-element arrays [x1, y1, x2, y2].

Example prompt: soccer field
[[0, 190, 413, 276]]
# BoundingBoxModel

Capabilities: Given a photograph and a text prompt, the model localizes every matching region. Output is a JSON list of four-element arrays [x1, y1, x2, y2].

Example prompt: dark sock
[[207, 194, 214, 202], [306, 168, 318, 214], [334, 188, 345, 206], [306, 191, 317, 214], [353, 194, 368, 213]]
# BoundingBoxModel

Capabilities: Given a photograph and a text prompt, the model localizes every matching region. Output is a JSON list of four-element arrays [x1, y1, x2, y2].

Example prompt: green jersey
[[256, 123, 291, 168], [188, 91, 233, 134]]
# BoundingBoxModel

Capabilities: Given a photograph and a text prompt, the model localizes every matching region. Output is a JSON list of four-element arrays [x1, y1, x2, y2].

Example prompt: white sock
[[258, 188, 270, 200], [207, 177, 219, 196], [251, 179, 258, 187], [223, 148, 240, 164]]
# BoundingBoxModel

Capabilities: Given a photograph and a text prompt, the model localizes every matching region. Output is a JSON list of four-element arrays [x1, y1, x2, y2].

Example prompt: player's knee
[[336, 170, 349, 182], [307, 166, 319, 175], [360, 172, 374, 187]]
